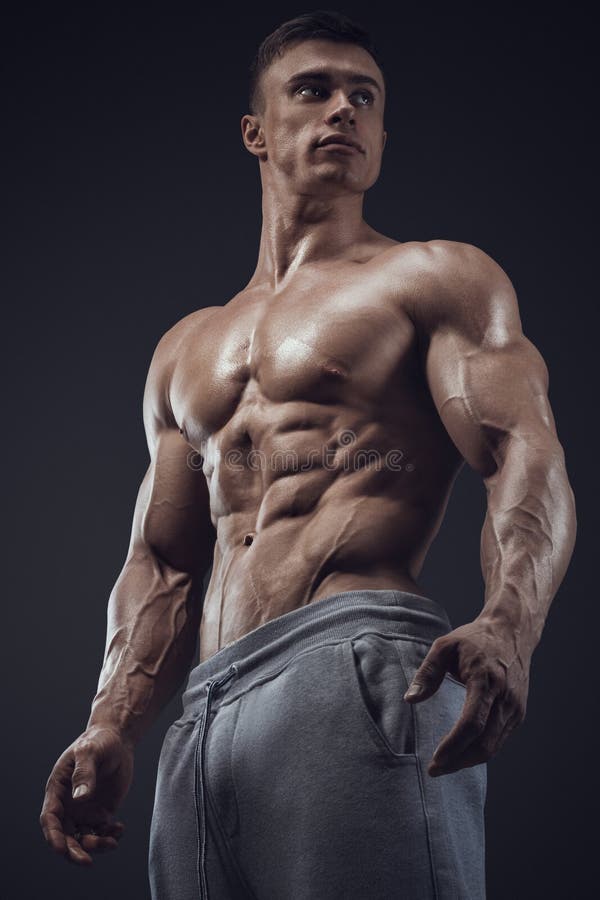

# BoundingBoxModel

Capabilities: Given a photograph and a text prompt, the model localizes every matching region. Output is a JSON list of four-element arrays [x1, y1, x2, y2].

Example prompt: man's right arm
[[87, 313, 216, 745], [40, 311, 217, 865]]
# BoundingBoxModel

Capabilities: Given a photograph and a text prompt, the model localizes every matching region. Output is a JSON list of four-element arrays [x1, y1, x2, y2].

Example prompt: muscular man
[[40, 10, 576, 899]]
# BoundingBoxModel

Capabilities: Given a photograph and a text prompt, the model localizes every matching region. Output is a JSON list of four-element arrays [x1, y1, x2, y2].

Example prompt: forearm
[[86, 546, 203, 745], [478, 436, 577, 653]]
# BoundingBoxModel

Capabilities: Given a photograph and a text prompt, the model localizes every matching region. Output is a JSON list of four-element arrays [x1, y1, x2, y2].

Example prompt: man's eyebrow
[[285, 70, 382, 94]]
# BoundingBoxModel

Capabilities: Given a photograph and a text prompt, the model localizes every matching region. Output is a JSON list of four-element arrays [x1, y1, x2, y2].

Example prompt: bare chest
[[170, 270, 421, 449]]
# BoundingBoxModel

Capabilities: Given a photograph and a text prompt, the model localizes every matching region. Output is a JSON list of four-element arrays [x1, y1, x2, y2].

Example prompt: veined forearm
[[86, 547, 202, 745], [478, 437, 576, 653]]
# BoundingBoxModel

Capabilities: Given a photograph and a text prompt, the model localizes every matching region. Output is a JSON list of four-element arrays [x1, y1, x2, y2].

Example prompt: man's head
[[248, 10, 386, 119], [242, 10, 387, 197]]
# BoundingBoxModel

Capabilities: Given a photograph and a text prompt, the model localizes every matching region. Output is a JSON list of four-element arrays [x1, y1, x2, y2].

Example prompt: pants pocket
[[343, 633, 416, 759]]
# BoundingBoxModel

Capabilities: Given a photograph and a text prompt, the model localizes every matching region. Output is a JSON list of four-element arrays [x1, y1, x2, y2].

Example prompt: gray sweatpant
[[148, 589, 487, 899]]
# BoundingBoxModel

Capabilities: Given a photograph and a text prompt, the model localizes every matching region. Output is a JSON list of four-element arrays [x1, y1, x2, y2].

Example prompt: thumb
[[404, 641, 450, 702], [71, 745, 98, 801]]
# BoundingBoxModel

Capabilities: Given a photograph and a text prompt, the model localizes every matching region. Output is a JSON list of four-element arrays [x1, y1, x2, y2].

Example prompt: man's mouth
[[316, 142, 359, 154], [316, 135, 364, 153]]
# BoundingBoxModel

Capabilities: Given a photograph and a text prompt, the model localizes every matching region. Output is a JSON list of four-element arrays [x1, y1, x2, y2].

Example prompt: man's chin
[[303, 165, 364, 193]]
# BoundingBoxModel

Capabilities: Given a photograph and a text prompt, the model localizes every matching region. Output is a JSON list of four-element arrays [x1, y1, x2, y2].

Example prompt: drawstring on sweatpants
[[194, 663, 238, 900]]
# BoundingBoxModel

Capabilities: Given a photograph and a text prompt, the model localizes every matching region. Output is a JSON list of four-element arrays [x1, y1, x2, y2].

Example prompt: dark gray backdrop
[[4, 2, 596, 898]]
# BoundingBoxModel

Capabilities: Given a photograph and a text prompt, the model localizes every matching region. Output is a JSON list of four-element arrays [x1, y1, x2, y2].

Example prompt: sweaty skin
[[151, 244, 498, 654], [184, 246, 458, 657], [41, 38, 576, 867], [136, 237, 574, 667]]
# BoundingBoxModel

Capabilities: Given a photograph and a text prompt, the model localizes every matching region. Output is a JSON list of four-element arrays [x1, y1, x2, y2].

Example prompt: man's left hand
[[403, 616, 531, 776]]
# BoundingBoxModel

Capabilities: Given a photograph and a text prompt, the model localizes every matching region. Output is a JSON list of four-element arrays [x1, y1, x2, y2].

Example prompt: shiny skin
[[41, 38, 576, 865]]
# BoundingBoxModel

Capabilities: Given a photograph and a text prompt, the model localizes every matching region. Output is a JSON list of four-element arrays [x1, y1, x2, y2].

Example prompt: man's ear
[[382, 130, 387, 152], [241, 114, 267, 159]]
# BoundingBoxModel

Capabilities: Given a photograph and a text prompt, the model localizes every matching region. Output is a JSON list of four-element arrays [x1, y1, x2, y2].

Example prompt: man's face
[[245, 39, 387, 196]]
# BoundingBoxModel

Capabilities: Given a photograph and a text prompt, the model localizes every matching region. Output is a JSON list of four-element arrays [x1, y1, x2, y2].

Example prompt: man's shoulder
[[143, 306, 223, 434], [385, 238, 507, 290], [155, 305, 223, 359], [385, 239, 519, 338]]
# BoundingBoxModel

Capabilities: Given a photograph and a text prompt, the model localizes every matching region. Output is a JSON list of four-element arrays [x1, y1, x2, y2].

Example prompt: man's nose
[[324, 91, 355, 126]]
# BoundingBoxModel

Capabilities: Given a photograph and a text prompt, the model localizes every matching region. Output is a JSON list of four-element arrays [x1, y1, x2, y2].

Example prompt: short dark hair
[[248, 10, 385, 116]]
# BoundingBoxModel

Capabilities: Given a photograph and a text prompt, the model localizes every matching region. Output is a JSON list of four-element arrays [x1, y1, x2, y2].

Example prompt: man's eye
[[297, 85, 374, 105], [298, 85, 325, 98], [356, 90, 374, 105]]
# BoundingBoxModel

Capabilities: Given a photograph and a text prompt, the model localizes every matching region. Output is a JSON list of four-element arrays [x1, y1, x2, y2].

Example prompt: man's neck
[[250, 179, 369, 291]]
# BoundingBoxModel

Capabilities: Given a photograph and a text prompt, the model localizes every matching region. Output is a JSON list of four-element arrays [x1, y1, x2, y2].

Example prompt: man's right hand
[[40, 724, 134, 866]]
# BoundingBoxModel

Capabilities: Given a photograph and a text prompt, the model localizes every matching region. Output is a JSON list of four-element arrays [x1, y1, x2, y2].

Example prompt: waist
[[181, 588, 451, 715]]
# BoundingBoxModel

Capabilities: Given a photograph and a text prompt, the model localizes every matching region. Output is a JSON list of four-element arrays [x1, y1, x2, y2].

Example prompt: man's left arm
[[403, 241, 577, 776]]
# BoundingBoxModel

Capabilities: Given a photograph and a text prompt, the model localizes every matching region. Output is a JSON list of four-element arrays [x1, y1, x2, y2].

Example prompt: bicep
[[128, 429, 214, 576], [425, 327, 557, 479], [126, 320, 216, 576]]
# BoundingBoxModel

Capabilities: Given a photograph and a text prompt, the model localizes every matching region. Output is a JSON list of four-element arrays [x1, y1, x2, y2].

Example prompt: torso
[[169, 238, 464, 661]]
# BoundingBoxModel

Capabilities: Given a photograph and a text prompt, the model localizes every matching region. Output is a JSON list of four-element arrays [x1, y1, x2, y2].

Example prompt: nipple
[[322, 360, 347, 379], [243, 532, 256, 546]]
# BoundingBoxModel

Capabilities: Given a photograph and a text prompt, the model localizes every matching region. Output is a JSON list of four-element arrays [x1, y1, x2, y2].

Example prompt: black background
[[4, 1, 597, 897]]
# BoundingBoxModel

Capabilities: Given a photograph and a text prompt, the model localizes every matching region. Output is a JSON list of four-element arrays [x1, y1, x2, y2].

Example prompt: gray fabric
[[149, 589, 487, 899]]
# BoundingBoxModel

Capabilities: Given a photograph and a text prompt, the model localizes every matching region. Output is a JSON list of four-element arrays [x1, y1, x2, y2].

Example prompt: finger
[[430, 677, 497, 767], [71, 745, 99, 801], [433, 692, 507, 769], [42, 769, 70, 810], [65, 834, 93, 866], [93, 819, 126, 839], [40, 817, 68, 857], [404, 639, 454, 702], [488, 709, 521, 756], [429, 720, 515, 775], [476, 696, 513, 757], [40, 790, 67, 855], [79, 833, 119, 853], [430, 697, 516, 775], [430, 744, 488, 775]]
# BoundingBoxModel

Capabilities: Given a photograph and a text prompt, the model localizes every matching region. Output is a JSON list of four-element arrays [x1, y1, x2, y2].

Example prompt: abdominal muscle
[[185, 265, 463, 661], [197, 462, 451, 662]]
